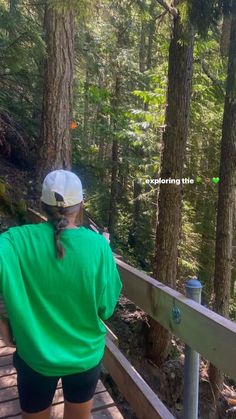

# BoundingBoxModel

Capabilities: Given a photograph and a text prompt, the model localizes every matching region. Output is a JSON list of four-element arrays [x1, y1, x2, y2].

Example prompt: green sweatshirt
[[0, 222, 122, 376]]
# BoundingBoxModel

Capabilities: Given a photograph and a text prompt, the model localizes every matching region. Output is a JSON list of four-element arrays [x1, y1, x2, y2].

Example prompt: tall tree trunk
[[108, 139, 118, 233], [131, 2, 156, 249], [220, 15, 231, 57], [97, 71, 106, 176], [83, 66, 89, 145], [108, 72, 120, 234], [37, 2, 75, 179], [129, 177, 142, 250], [146, 14, 194, 366], [146, 0, 156, 71], [139, 19, 146, 73], [9, 0, 17, 13], [209, 1, 236, 398], [108, 24, 125, 233], [8, 0, 17, 38]]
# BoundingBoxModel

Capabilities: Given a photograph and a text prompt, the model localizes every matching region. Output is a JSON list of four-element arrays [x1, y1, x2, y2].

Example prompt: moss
[[0, 181, 6, 196], [0, 181, 28, 222], [15, 199, 27, 216], [0, 178, 28, 225], [0, 181, 14, 214], [15, 199, 27, 223]]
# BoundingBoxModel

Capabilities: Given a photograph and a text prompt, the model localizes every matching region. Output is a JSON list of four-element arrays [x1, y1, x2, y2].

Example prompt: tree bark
[[108, 24, 125, 234], [209, 1, 236, 398], [146, 14, 194, 366], [220, 15, 231, 57], [108, 71, 120, 233], [37, 2, 75, 179], [146, 0, 156, 71], [139, 19, 146, 73], [8, 0, 18, 38], [9, 0, 17, 14], [83, 66, 89, 145]]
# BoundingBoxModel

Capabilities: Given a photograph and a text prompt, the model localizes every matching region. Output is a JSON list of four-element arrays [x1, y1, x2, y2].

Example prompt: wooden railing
[[25, 208, 236, 418], [116, 258, 236, 381]]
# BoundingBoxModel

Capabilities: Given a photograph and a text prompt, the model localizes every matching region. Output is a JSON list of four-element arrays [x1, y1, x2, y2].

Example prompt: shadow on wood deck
[[0, 339, 124, 419]]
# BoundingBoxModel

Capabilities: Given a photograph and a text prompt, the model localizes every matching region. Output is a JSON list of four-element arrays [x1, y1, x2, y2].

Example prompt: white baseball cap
[[41, 170, 83, 207]]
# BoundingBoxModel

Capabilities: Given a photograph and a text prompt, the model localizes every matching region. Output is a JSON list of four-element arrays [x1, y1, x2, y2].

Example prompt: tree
[[108, 68, 121, 234], [146, 4, 194, 365], [37, 1, 75, 178], [209, 0, 236, 398], [107, 4, 131, 234], [0, 1, 45, 133]]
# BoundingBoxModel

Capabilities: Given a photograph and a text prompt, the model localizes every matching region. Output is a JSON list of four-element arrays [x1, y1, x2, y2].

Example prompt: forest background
[[0, 0, 236, 409], [0, 0, 234, 311]]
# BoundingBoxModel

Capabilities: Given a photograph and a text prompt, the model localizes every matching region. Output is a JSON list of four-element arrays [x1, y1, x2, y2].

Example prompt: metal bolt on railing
[[183, 278, 202, 419]]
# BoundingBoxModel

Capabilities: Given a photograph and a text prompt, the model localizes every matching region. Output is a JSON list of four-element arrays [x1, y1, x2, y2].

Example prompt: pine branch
[[154, 10, 168, 21], [201, 59, 225, 93], [7, 32, 30, 50], [155, 0, 178, 17]]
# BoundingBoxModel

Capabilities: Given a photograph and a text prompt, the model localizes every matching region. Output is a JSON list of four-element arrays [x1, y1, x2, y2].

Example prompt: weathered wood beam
[[103, 336, 174, 419]]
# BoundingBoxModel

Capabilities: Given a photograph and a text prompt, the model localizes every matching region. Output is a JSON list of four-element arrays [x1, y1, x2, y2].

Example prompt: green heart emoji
[[211, 177, 220, 184]]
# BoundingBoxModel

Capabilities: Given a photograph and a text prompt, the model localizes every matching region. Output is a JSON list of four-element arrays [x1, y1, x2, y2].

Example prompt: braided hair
[[41, 193, 82, 259]]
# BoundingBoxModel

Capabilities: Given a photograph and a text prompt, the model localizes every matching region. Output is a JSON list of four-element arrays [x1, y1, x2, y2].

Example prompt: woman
[[0, 169, 123, 419]]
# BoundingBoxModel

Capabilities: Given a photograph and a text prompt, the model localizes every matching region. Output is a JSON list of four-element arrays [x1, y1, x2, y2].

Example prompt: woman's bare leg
[[63, 397, 94, 419], [21, 405, 51, 419]]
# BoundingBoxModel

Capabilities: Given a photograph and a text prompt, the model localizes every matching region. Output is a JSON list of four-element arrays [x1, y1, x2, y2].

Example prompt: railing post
[[183, 278, 202, 419]]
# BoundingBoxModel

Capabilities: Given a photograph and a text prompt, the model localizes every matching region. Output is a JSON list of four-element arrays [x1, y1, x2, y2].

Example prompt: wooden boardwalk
[[0, 339, 124, 418]]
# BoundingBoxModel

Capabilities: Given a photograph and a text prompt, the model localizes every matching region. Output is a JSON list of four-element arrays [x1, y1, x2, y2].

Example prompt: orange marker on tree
[[70, 121, 78, 129]]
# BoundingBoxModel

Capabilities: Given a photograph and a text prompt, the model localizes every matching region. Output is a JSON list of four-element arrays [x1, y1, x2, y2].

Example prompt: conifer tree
[[146, 1, 194, 365], [37, 1, 75, 177], [209, 0, 236, 398]]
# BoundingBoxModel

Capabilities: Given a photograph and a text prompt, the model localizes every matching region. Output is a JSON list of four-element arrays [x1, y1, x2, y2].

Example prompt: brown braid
[[53, 208, 70, 259], [41, 199, 82, 259]]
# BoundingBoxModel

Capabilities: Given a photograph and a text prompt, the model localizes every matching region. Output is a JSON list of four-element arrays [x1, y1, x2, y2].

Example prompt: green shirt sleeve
[[98, 239, 123, 321]]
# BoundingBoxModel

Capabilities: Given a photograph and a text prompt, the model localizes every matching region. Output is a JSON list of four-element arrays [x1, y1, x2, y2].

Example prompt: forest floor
[[0, 155, 236, 419]]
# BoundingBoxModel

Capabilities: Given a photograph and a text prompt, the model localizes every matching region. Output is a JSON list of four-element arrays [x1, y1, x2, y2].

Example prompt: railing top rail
[[116, 258, 236, 334]]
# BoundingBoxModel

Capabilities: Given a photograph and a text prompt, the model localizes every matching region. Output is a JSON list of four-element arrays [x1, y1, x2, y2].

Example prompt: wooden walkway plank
[[92, 406, 124, 419], [0, 374, 17, 389], [12, 405, 124, 419], [0, 355, 13, 367], [0, 364, 16, 377], [0, 347, 15, 357]]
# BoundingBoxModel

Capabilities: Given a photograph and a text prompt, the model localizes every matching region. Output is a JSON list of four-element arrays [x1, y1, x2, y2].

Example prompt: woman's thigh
[[13, 350, 102, 417], [13, 351, 59, 414], [61, 361, 102, 404]]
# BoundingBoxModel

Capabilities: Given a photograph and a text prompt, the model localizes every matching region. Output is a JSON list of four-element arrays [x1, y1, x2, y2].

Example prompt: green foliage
[[229, 298, 236, 322], [178, 201, 201, 283], [0, 1, 45, 135], [186, 0, 231, 36], [0, 0, 235, 317], [48, 0, 96, 20]]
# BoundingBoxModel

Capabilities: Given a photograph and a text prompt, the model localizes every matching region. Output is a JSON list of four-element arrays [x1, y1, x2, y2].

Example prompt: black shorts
[[13, 350, 102, 414]]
